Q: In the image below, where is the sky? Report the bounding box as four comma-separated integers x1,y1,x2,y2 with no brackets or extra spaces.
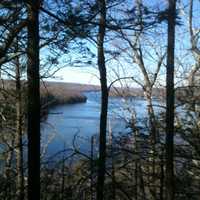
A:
48,67,100,85
42,0,199,87
0,0,198,88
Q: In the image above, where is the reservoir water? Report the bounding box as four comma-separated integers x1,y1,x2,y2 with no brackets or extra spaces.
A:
41,91,162,157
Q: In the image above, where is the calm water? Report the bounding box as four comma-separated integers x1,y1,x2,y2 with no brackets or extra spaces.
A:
41,92,162,156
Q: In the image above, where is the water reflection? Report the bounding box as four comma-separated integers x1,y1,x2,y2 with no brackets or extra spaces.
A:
41,91,162,156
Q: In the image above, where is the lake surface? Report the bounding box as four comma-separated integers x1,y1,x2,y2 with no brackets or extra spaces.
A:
41,91,162,157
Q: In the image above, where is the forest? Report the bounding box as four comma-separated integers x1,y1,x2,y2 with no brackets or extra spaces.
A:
0,0,200,199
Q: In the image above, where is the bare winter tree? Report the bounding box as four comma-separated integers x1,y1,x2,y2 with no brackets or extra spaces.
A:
113,0,166,143
26,0,41,200
188,0,200,87
0,1,27,65
96,0,108,200
14,38,25,200
165,0,176,200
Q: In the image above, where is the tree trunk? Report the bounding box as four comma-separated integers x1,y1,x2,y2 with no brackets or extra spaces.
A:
96,0,108,199
160,147,164,200
15,40,24,200
108,120,116,200
144,87,157,142
144,87,158,199
165,0,176,199
188,0,200,111
90,136,94,200
27,1,40,200
5,142,14,200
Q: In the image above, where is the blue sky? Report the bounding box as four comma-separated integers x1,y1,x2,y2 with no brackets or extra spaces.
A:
43,0,199,87
48,66,100,85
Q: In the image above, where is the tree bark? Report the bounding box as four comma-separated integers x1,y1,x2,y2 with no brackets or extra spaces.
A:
5,142,14,200
96,0,108,199
144,87,157,142
15,40,24,200
90,136,94,200
160,147,164,200
27,1,40,200
108,120,116,200
188,0,200,111
165,0,176,199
